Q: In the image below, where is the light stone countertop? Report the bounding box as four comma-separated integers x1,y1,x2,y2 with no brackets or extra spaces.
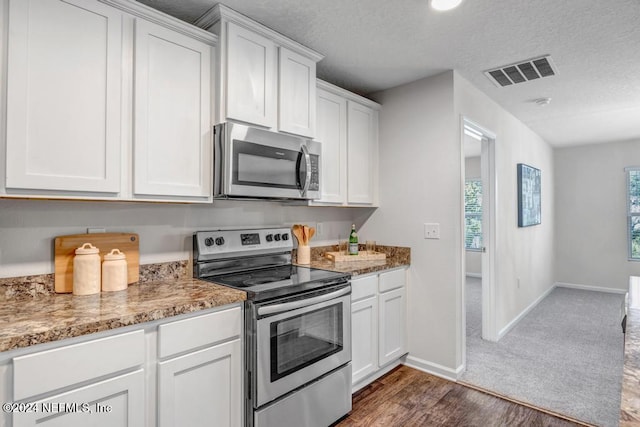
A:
0,247,410,354
0,265,245,353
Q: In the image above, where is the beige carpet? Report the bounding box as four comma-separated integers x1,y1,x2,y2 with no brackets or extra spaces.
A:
461,277,624,427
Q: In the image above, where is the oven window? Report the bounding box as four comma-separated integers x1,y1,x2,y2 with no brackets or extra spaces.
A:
270,303,343,382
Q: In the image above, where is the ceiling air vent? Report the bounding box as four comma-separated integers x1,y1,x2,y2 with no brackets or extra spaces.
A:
484,55,557,87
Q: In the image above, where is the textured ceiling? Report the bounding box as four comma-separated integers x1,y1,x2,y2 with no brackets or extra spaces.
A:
137,0,640,147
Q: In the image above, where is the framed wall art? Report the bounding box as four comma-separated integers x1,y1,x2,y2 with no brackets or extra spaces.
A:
517,163,541,227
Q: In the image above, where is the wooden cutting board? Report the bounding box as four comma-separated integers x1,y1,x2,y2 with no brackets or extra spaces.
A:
324,251,386,262
54,233,140,293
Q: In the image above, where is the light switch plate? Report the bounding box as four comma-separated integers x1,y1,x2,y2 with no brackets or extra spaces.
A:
424,223,440,239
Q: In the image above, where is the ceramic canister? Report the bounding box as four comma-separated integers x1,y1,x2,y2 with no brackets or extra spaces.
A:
73,243,101,295
102,248,128,292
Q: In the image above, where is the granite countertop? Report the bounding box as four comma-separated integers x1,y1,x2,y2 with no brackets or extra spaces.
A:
0,246,410,354
296,244,411,276
0,265,245,353
620,278,640,426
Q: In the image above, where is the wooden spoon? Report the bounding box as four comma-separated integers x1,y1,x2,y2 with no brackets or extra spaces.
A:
292,224,304,245
303,225,309,245
308,227,316,241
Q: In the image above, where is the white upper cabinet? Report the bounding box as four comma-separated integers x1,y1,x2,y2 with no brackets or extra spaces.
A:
225,21,277,128
5,0,123,195
133,19,213,199
313,80,380,207
1,0,216,202
196,4,323,138
278,47,317,137
315,88,348,204
347,101,378,205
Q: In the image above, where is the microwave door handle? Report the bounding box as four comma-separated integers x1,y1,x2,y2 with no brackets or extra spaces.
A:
300,145,311,196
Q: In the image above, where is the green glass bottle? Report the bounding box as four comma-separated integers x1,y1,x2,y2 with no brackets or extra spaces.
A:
348,224,359,255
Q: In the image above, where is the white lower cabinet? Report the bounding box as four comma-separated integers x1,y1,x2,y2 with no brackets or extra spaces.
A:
13,370,145,427
5,305,242,427
378,287,407,366
351,286,378,384
158,340,241,427
157,307,242,427
350,268,407,391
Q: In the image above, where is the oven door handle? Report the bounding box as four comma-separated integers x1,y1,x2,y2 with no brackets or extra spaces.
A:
258,286,350,316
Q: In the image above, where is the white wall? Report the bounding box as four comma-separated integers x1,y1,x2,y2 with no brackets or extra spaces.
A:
358,71,462,375
555,139,640,290
358,70,555,375
454,73,556,339
0,198,360,278
465,156,482,276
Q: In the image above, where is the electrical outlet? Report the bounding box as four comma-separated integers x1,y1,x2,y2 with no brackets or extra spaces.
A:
316,222,323,237
517,278,521,288
87,228,106,234
424,223,440,239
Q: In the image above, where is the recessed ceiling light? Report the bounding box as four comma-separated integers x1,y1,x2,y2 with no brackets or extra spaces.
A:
430,0,463,11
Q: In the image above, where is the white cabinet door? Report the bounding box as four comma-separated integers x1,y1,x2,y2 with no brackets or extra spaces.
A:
278,47,316,137
347,101,377,205
351,296,378,385
158,339,242,427
315,88,347,204
378,287,407,367
5,0,122,194
133,19,212,199
225,21,276,129
13,370,145,427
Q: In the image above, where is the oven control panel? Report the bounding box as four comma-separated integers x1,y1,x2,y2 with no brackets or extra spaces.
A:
195,228,293,259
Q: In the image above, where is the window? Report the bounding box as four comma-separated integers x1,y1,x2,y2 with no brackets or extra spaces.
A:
465,179,482,250
627,168,640,260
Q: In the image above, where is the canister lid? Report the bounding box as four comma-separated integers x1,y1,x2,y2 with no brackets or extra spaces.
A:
104,248,126,261
75,243,99,255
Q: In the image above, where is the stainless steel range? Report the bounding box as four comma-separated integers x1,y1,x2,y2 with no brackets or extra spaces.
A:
193,227,352,427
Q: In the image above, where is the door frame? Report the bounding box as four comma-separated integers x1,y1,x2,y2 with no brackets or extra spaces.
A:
460,117,499,370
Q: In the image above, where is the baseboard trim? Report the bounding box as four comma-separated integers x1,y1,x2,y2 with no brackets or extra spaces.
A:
555,282,627,294
466,273,482,278
404,355,463,381
498,285,555,340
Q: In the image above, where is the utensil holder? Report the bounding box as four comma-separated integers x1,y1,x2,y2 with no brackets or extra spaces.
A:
297,245,310,265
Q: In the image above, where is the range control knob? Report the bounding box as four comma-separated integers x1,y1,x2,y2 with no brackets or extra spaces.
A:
215,237,225,246
281,233,289,241
266,234,273,242
274,234,281,241
204,237,214,247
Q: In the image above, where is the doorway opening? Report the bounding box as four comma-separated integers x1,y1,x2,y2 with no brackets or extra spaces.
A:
461,118,497,370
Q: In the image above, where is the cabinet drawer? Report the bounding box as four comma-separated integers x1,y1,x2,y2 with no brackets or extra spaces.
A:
378,268,406,293
13,330,144,400
158,307,242,358
351,275,377,302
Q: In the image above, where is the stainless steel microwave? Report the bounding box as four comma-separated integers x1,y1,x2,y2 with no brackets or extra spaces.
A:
213,123,321,200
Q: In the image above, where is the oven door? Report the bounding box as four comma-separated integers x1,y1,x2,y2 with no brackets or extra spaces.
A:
254,285,351,407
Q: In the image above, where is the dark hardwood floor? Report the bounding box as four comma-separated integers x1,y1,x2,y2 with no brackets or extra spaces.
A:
336,366,589,427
